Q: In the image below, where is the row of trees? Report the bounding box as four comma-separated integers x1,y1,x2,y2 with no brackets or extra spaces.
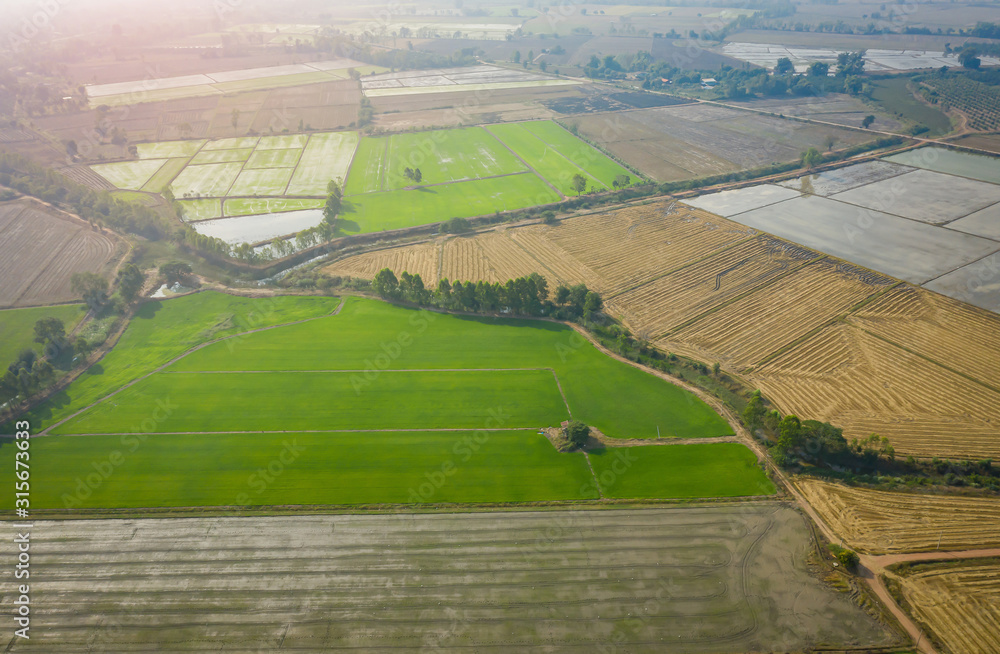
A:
369,268,603,320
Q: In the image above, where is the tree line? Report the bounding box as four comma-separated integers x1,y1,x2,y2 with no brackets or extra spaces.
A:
370,268,603,320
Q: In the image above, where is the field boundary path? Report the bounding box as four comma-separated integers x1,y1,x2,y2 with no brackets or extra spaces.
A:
36,294,345,437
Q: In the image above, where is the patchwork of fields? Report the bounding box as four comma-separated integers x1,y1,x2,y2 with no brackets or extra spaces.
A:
89,120,630,244
324,198,1000,459
0,508,893,651
688,148,1000,313
4,292,775,510
360,64,578,97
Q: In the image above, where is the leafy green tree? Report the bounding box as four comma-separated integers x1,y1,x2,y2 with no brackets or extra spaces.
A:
861,114,876,129
513,50,521,63
413,168,422,183
71,272,109,310
564,420,591,448
324,181,343,226
583,291,602,314
372,268,399,298
33,317,66,347
835,51,865,76
116,263,144,303
571,173,587,195
807,61,829,77
835,548,860,570
554,285,570,304
778,414,802,453
801,147,823,168
612,174,631,189
774,57,793,75
743,390,767,432
959,46,981,69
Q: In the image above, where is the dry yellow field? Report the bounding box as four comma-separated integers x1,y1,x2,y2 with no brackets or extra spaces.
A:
751,323,1000,459
892,560,1000,654
796,479,1000,554
847,285,1000,391
659,260,895,371
608,236,819,338
324,240,439,283
542,203,753,295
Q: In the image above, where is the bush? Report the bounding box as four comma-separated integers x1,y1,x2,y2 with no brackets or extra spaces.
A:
563,420,591,449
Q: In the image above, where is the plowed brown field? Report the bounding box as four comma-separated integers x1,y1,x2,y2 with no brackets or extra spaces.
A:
796,479,1000,554
0,200,120,308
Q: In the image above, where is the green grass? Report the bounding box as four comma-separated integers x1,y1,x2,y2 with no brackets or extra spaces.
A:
341,173,560,233
169,162,242,198
589,444,775,499
189,148,254,165
141,158,188,193
168,297,732,440
6,430,597,509
203,137,260,150
487,121,626,195
111,190,158,206
224,197,323,216
245,148,302,169
54,368,568,434
286,131,358,195
869,77,951,136
177,198,222,222
10,292,340,432
227,168,293,196
136,140,206,159
90,159,167,190
0,304,86,369
257,134,310,150
383,127,527,190
521,120,632,188
344,137,388,195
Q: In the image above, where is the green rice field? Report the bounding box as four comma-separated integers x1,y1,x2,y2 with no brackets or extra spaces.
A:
3,292,770,509
177,198,222,221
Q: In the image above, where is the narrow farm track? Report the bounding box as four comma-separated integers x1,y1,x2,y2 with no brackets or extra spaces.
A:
37,295,346,437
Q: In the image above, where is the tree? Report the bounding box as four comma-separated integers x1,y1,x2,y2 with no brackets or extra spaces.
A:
612,174,631,189
712,362,721,376
563,420,591,448
323,181,342,226
777,414,802,453
231,108,240,131
554,285,570,304
807,61,829,77
513,50,521,63
70,272,109,310
33,317,65,347
413,168,422,183
583,291,602,314
571,173,587,195
65,139,78,158
861,114,876,129
801,147,823,168
116,263,144,303
823,134,837,152
774,57,794,75
160,261,192,285
372,268,399,298
836,51,865,77
743,390,767,432
835,547,860,570
539,60,548,72
958,46,981,69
